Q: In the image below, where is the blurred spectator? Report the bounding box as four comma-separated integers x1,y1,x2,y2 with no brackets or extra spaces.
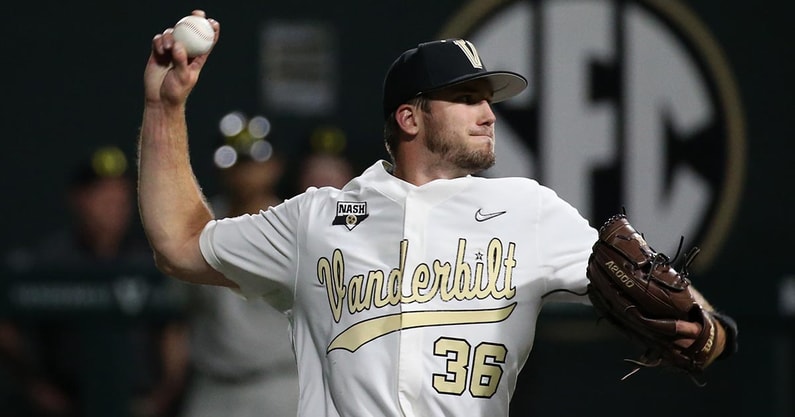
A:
6,146,149,269
0,146,189,417
178,113,299,417
293,125,355,193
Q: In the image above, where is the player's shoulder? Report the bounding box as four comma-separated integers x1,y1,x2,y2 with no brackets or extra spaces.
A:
291,185,344,204
468,176,571,207
291,181,366,207
469,175,550,193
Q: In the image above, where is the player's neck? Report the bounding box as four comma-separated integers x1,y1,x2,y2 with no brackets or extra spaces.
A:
392,170,468,186
392,159,471,186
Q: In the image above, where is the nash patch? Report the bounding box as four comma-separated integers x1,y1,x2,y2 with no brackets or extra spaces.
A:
333,201,369,231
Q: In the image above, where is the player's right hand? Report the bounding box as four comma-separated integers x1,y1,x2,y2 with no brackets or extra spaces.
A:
144,9,220,107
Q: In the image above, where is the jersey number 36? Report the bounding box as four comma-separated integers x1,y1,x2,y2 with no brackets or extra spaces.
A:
433,337,507,398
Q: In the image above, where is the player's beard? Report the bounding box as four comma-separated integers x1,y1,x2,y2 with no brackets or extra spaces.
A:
424,119,495,173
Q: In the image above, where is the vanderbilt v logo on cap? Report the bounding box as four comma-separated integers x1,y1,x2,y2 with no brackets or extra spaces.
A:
452,39,483,69
382,38,528,118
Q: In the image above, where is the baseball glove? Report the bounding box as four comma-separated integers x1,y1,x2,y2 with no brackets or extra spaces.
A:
586,213,721,385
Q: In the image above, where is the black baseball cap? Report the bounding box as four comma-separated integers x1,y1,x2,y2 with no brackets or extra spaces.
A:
382,39,528,118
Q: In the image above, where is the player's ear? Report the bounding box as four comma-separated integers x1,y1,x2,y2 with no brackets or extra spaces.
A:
395,104,420,137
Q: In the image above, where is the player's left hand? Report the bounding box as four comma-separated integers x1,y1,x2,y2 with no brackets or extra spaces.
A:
586,213,735,384
672,320,701,348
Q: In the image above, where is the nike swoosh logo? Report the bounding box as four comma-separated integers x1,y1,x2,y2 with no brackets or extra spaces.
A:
475,209,507,222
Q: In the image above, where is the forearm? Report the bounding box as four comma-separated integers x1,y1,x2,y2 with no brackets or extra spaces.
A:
138,103,214,280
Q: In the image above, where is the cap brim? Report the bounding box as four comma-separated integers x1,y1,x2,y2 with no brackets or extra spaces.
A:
482,72,528,103
425,71,528,103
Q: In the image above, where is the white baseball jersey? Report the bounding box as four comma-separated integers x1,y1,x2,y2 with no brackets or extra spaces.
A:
199,160,597,417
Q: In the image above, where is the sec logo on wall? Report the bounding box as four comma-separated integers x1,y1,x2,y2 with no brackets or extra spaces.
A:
439,0,746,271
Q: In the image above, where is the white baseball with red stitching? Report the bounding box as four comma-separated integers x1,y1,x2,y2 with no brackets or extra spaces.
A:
172,15,213,57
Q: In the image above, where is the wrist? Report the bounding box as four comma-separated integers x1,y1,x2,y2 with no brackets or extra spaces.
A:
709,311,739,360
144,99,185,114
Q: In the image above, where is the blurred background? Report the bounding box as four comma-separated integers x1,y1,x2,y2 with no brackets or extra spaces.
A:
1,0,793,416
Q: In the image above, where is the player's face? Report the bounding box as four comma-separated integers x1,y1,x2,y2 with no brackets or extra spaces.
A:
421,80,496,172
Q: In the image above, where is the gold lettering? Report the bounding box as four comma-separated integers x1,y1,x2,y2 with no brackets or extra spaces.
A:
434,260,452,301
385,240,408,306
327,304,517,353
495,240,517,299
348,274,367,313
449,239,471,301
605,260,635,288
484,239,502,297
317,250,346,322
471,261,486,298
367,270,388,308
703,319,715,353
407,263,436,303
319,238,519,323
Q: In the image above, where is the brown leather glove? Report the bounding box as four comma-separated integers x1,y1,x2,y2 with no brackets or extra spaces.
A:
586,213,726,385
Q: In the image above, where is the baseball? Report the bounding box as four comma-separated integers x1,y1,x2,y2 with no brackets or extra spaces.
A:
172,15,214,57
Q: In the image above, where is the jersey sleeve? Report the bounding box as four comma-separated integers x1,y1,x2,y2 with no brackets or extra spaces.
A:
536,186,598,303
199,194,302,311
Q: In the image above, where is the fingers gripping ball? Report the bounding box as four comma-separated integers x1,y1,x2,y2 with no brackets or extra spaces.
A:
172,15,214,57
586,214,720,385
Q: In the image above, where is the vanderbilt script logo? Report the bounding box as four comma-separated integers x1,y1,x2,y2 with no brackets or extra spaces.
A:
317,238,518,352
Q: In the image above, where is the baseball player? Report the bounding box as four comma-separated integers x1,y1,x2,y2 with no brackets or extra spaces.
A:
138,10,736,417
